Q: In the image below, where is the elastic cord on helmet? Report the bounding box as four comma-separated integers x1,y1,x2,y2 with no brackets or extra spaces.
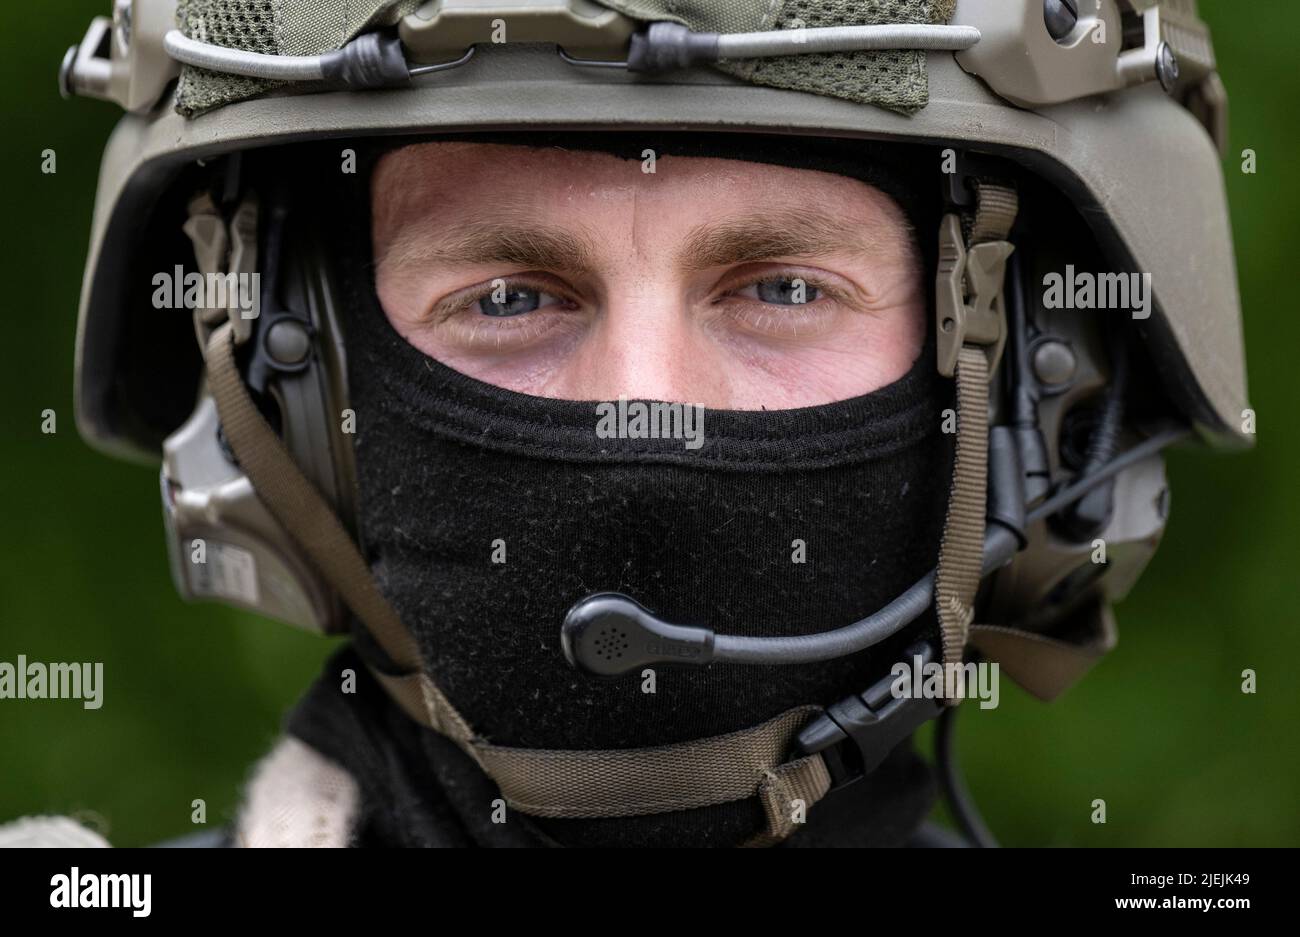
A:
163,23,980,88
164,30,326,81
162,30,474,87
717,24,981,56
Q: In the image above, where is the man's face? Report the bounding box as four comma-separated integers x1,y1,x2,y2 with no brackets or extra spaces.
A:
371,142,925,409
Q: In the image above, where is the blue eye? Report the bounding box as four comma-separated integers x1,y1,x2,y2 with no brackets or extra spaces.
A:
740,277,821,306
478,287,545,317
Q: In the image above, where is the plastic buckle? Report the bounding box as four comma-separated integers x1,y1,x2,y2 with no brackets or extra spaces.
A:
795,642,943,792
935,213,1012,379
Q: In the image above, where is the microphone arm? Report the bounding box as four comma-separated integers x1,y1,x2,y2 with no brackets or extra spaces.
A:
561,425,1187,676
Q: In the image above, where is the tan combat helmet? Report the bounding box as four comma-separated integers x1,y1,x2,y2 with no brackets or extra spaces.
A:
61,0,1250,841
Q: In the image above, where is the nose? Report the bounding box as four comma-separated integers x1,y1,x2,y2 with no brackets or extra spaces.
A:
560,286,731,406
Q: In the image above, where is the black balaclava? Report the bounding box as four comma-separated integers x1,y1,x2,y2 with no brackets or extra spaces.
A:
288,134,954,848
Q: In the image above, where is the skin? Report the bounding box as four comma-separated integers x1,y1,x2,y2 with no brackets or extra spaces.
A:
371,142,925,409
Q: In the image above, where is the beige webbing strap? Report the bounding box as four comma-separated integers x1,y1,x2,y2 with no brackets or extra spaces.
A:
379,654,831,840
368,667,832,842
935,347,989,680
382,671,831,838
369,669,478,749
472,705,826,820
205,319,827,841
747,754,834,847
934,182,1018,687
205,322,475,746
206,324,419,673
967,183,1019,245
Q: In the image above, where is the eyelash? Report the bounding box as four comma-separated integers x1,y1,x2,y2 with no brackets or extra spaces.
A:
429,274,579,346
715,269,847,338
429,268,848,348
725,301,828,338
730,274,837,301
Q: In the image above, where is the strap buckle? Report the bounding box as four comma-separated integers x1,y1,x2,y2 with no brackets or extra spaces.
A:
183,192,260,351
935,213,1012,378
795,642,943,792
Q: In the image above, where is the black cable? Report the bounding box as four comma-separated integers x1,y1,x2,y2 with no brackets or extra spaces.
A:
1054,325,1131,539
935,704,999,848
1007,249,1037,427
1083,329,1130,474
1027,424,1188,525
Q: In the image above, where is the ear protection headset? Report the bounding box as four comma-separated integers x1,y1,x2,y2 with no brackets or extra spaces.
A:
163,176,358,632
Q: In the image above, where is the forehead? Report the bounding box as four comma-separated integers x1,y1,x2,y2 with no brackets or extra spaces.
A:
370,141,903,229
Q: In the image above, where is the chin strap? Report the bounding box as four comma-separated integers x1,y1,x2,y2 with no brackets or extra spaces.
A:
931,183,1122,704
934,181,1018,693
204,320,830,844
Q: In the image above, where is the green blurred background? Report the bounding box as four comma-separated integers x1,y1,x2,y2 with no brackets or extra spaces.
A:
1,2,1296,847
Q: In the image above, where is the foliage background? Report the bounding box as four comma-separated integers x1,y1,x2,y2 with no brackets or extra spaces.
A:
1,1,1295,846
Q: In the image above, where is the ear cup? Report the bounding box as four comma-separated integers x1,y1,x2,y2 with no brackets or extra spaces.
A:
261,212,361,540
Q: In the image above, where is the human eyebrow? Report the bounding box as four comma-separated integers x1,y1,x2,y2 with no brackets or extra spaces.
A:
379,219,599,275
677,209,889,272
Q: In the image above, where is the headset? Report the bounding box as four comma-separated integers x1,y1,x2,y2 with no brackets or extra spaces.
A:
161,145,1179,673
